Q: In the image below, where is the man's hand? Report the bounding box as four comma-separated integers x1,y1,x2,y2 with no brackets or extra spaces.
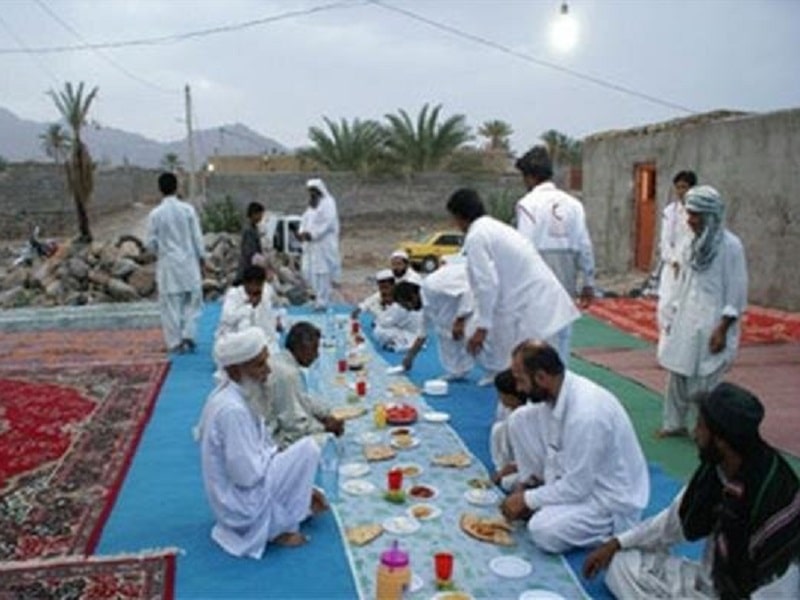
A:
582,538,621,579
452,316,466,341
350,307,361,320
709,317,735,354
499,489,533,521
578,286,594,309
467,327,487,356
401,354,413,372
322,416,345,437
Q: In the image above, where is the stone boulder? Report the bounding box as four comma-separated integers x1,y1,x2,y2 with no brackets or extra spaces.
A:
106,278,139,302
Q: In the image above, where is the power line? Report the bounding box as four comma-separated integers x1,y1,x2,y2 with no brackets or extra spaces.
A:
370,0,696,115
0,13,61,88
0,1,367,55
33,0,179,94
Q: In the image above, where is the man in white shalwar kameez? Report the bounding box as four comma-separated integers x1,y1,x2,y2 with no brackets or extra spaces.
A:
216,265,279,352
390,249,422,285
146,172,205,353
298,179,340,309
446,188,580,383
583,383,800,599
657,185,748,437
265,322,344,449
656,170,696,339
197,328,326,559
350,269,395,322
373,293,424,353
501,341,649,554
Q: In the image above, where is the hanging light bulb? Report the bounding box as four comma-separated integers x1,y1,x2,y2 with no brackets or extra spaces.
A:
550,1,579,52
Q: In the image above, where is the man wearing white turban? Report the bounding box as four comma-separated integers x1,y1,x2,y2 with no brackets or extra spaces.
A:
390,249,422,285
197,327,326,559
656,186,748,437
297,178,341,309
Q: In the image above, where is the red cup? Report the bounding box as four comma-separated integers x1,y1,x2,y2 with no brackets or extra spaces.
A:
434,552,454,582
387,468,403,492
356,379,367,396
337,359,347,373
351,320,360,335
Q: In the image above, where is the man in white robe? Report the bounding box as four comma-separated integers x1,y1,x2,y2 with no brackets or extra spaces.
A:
350,269,395,321
390,249,422,285
656,170,696,339
197,327,326,559
265,322,344,448
146,172,205,353
297,179,340,309
373,293,424,353
216,265,279,352
446,188,580,383
501,341,649,554
657,185,748,437
583,383,800,599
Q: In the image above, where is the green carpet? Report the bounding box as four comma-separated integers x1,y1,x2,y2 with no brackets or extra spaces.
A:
572,313,652,350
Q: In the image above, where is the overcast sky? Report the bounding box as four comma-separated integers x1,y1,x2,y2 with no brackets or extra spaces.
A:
2,0,799,154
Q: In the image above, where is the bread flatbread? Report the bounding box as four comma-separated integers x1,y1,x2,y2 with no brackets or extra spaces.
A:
432,452,471,468
459,513,514,546
345,523,383,546
330,405,367,420
387,382,418,396
363,444,396,462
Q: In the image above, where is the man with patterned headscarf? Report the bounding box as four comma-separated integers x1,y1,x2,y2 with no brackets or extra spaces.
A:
656,185,748,437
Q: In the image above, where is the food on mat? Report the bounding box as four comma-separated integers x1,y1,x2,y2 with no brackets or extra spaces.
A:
459,513,514,546
363,444,397,462
345,523,383,546
432,452,471,468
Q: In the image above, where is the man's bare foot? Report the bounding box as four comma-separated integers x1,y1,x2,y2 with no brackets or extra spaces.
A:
310,488,329,515
273,532,307,547
655,427,688,439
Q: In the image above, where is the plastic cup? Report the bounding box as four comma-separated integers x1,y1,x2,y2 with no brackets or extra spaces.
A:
435,552,454,582
387,468,403,492
337,359,347,373
351,320,360,335
356,379,367,396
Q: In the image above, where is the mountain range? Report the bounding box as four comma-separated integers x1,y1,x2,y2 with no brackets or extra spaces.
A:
0,106,288,168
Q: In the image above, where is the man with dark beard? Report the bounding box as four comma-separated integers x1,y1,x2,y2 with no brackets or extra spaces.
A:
583,382,800,598
499,341,649,553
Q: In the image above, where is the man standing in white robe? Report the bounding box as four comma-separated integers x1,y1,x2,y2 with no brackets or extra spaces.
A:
656,170,696,341
297,179,340,309
146,172,205,353
657,185,748,437
446,188,580,383
197,327,327,559
501,341,649,554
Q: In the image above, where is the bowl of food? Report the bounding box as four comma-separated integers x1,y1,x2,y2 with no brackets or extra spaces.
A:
423,379,449,396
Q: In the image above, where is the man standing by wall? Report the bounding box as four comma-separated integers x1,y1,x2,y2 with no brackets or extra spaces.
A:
297,178,340,310
146,172,205,353
657,185,748,437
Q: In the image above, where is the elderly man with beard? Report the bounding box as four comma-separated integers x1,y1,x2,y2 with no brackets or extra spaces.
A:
583,383,800,598
297,178,341,310
657,185,748,438
500,341,649,554
196,327,327,559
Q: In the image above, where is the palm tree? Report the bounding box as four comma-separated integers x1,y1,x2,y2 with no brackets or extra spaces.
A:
48,82,99,243
301,117,386,176
384,103,471,173
160,152,183,173
40,123,71,164
478,120,513,152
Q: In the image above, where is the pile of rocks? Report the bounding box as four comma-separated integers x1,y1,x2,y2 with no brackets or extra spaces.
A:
0,233,310,309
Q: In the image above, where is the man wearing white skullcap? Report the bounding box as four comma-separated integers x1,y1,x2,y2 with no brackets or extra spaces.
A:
350,269,396,322
656,185,748,437
197,327,327,558
297,179,341,310
390,249,422,284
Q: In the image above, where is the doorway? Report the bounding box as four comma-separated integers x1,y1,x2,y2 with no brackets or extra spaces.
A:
633,163,657,271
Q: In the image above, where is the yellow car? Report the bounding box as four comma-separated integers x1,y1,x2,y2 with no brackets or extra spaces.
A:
400,230,464,273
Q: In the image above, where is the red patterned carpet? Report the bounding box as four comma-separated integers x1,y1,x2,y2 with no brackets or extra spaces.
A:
0,550,176,599
586,297,800,345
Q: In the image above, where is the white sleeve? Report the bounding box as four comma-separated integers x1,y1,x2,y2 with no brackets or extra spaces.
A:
573,203,595,288
146,212,158,254
516,199,536,240
721,235,748,318
466,235,500,330
220,408,270,488
617,488,688,550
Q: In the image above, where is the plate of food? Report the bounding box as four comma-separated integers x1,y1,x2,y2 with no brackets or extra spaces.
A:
397,463,423,478
382,515,420,535
407,503,442,521
464,488,499,506
345,523,383,546
389,426,415,437
385,403,418,425
390,434,420,450
467,478,494,489
423,411,450,423
432,452,471,468
489,556,532,579
407,484,439,500
339,462,370,478
363,444,397,462
357,431,382,445
342,479,377,496
431,592,474,600
460,513,514,546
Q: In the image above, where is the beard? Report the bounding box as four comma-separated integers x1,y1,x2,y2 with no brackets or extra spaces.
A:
525,384,551,404
240,377,267,412
698,440,723,464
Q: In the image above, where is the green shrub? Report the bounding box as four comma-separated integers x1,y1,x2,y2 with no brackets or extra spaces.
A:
485,188,517,225
201,196,242,233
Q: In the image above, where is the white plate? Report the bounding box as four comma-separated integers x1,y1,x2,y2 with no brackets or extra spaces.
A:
357,432,382,445
396,462,423,478
390,436,420,450
382,515,420,535
342,479,376,496
406,503,442,521
408,484,439,500
518,591,565,600
339,462,370,478
386,365,405,375
490,556,532,579
423,411,450,423
431,593,474,600
464,488,499,506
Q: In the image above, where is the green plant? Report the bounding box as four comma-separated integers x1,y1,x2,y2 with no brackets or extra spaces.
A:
0,155,7,173
201,196,242,233
301,117,386,176
485,188,517,225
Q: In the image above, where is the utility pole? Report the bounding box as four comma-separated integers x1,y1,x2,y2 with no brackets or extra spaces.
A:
184,84,198,203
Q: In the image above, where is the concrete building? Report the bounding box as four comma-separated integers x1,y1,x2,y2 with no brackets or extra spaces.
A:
582,108,800,310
